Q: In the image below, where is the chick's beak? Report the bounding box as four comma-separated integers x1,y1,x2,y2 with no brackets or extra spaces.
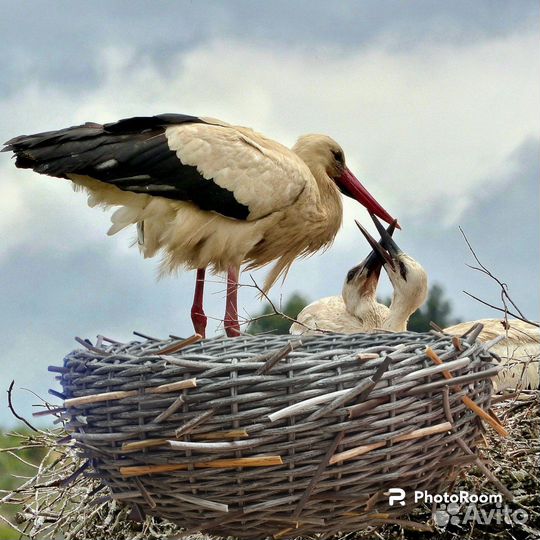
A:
369,214,403,259
355,220,396,271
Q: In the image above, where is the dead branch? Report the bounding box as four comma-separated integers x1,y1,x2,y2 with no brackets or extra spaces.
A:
241,275,314,333
459,227,539,328
7,381,40,432
462,292,538,327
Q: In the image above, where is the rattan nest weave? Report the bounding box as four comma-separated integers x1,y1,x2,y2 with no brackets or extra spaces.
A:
53,330,498,539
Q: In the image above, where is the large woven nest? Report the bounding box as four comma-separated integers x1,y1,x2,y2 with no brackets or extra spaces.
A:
52,330,497,539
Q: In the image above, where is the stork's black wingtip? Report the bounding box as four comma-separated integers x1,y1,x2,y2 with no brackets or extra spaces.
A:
3,134,30,149
2,138,16,149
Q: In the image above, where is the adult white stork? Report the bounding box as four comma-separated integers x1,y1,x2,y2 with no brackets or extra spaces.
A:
290,216,428,335
444,319,539,390
4,113,397,337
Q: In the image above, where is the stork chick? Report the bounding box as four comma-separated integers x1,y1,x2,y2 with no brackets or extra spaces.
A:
291,216,428,335
290,221,396,335
4,114,397,338
445,319,539,390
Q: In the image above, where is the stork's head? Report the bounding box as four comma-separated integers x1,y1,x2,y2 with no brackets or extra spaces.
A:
341,221,396,314
292,134,397,227
365,215,428,316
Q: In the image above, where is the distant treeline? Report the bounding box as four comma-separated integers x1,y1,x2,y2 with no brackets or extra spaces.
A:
248,283,461,334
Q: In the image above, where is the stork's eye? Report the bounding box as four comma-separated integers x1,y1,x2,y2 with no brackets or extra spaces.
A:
346,266,360,282
332,149,344,165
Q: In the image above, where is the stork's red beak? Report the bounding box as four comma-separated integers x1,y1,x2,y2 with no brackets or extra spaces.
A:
339,168,399,228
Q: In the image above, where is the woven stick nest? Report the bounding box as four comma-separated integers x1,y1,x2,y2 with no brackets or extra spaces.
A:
46,329,498,539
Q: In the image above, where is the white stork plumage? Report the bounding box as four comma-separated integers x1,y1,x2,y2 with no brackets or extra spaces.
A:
4,114,396,337
290,216,428,335
444,319,539,390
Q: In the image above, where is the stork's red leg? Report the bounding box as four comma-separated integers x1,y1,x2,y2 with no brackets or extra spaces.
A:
191,268,207,338
224,265,241,337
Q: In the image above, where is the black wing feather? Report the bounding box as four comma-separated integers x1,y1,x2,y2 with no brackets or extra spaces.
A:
103,113,203,133
4,114,250,220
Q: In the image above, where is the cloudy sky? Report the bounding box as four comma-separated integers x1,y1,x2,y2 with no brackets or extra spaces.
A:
1,1,538,426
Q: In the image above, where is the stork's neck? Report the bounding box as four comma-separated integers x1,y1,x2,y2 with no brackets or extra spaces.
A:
383,294,415,332
347,293,375,318
346,294,388,328
383,258,428,332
